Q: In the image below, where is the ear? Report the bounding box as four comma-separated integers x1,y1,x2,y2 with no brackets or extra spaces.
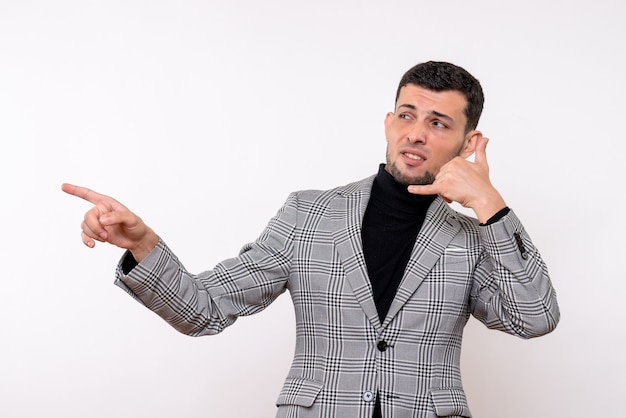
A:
459,130,482,159
383,112,394,142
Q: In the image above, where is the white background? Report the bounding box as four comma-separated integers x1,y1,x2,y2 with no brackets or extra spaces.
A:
1,1,624,416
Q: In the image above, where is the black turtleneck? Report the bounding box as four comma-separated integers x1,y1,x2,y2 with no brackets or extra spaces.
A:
361,164,436,323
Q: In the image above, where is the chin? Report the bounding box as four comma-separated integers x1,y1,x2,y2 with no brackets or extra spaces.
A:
387,162,435,186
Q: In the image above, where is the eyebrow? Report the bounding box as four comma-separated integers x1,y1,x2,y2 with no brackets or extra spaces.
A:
397,104,454,123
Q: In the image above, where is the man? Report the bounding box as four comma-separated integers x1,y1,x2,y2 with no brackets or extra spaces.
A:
63,61,559,418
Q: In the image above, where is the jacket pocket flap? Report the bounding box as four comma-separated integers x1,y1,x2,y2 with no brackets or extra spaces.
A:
276,377,324,407
430,388,471,417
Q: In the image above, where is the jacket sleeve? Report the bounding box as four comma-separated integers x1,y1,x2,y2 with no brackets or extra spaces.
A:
469,209,560,338
113,193,299,337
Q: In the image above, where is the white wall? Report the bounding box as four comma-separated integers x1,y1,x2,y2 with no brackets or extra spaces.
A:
1,1,624,416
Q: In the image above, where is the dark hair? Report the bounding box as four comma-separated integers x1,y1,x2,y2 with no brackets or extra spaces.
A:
395,61,484,132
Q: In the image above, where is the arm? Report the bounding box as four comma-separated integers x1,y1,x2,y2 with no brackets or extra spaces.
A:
63,182,298,336
115,195,298,336
406,137,559,337
470,210,560,338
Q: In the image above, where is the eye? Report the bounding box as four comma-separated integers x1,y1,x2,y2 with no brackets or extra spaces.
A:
432,120,448,129
398,113,412,120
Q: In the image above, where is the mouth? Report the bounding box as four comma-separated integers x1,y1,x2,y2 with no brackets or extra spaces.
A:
403,152,424,161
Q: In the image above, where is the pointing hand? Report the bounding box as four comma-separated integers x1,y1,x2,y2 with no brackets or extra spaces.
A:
61,183,158,261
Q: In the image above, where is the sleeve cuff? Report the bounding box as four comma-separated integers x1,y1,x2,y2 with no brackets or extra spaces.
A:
480,207,510,226
121,251,139,274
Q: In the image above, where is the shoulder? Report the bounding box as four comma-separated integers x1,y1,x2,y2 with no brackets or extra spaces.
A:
291,174,376,204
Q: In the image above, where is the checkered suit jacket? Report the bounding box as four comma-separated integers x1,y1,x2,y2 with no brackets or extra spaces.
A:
115,174,559,418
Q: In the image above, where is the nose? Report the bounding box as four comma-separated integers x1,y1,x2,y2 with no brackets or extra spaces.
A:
407,120,426,144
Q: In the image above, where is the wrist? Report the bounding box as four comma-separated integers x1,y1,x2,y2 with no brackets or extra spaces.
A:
129,229,159,262
472,193,507,224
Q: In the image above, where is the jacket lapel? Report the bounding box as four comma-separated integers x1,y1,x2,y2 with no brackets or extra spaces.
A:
329,175,383,332
328,179,462,332
382,198,461,329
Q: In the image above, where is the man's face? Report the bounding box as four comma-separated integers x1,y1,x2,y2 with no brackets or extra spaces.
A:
384,84,480,186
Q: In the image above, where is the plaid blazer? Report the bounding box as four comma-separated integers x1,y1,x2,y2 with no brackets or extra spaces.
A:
116,174,559,418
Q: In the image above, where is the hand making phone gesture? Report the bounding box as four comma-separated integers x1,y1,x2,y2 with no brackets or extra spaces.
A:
408,136,507,223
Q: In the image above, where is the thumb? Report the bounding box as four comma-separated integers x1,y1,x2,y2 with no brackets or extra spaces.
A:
474,136,490,165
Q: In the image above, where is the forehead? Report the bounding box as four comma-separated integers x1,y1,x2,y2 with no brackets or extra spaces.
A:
396,84,468,116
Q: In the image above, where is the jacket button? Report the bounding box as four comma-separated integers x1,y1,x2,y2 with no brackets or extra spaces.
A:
377,340,389,352
362,391,374,402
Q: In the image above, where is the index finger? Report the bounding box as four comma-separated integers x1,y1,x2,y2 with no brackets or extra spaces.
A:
61,183,107,205
407,184,439,195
